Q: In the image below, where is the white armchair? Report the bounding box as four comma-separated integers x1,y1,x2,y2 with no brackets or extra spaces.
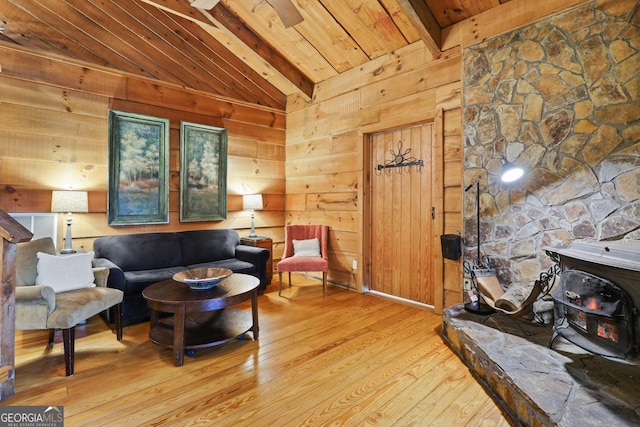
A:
15,237,123,376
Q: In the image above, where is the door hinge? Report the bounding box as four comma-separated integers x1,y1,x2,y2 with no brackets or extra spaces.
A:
431,206,435,220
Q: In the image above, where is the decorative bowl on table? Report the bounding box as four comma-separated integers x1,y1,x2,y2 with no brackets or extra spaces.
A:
173,267,232,290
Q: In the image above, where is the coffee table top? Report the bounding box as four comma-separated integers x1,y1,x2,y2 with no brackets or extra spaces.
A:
143,273,259,312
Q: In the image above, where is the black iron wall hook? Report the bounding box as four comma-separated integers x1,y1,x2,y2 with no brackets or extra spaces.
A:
376,141,423,175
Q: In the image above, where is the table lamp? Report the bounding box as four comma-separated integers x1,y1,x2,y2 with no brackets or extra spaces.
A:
242,194,263,238
51,190,88,254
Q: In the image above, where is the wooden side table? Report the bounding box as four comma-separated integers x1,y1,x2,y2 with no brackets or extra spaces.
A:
241,236,272,284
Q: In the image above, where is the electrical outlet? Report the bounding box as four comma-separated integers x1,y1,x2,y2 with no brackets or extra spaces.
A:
352,259,357,270
463,278,472,292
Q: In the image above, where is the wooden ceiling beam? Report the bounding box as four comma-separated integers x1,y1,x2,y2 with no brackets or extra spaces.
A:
140,0,314,99
208,3,314,99
396,0,442,57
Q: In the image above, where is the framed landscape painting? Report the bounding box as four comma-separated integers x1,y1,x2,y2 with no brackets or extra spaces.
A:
107,110,170,225
180,122,228,222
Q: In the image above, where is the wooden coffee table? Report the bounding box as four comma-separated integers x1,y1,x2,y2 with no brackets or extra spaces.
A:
142,273,259,366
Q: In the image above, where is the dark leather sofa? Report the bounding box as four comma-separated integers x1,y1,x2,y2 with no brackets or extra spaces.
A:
93,229,270,325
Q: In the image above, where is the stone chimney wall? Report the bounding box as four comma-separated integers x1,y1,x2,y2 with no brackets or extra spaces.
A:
462,0,639,285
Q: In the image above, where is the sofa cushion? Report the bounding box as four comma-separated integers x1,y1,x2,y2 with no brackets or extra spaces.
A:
187,259,255,274
94,233,182,271
179,229,239,266
123,267,186,294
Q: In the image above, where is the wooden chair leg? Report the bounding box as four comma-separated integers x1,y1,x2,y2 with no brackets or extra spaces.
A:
114,303,123,341
288,272,292,288
62,326,75,376
48,329,55,346
279,272,283,296
323,272,327,297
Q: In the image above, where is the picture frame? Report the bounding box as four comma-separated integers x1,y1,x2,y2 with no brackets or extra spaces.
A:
107,110,170,226
180,122,228,222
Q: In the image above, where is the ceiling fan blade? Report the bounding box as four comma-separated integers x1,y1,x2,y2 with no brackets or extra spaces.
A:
267,0,304,28
190,0,219,10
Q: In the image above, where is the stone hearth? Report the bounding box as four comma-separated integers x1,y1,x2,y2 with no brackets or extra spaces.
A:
441,305,640,426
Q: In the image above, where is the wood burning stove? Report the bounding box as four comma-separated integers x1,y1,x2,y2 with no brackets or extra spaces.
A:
545,240,640,359
550,269,634,357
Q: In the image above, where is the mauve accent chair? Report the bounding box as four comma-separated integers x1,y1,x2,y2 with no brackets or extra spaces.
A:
277,225,329,297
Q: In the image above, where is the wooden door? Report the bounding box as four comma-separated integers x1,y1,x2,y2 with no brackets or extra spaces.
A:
369,123,435,306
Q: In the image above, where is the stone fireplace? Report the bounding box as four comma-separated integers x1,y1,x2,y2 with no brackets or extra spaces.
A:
462,0,640,289
447,1,640,424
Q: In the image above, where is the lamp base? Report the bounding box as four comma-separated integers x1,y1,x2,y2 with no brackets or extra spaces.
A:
464,301,495,315
59,248,77,254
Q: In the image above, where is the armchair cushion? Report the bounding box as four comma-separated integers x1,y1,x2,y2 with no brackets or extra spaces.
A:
47,287,124,330
277,256,328,272
36,251,96,293
292,238,321,257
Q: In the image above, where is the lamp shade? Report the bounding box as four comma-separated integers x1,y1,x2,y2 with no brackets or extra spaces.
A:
51,191,89,213
242,194,263,211
500,162,524,183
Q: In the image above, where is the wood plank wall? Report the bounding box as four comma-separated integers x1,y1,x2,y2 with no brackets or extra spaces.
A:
285,42,464,309
283,0,589,310
0,0,587,309
0,44,286,260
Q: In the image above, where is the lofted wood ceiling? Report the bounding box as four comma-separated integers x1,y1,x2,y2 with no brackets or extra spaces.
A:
0,0,511,110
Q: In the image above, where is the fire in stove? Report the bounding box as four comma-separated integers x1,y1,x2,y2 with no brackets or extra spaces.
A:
597,320,619,343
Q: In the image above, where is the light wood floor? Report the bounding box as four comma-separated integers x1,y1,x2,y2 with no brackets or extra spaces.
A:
5,275,512,426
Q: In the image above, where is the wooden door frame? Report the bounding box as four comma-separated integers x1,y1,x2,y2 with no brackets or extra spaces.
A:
360,110,444,313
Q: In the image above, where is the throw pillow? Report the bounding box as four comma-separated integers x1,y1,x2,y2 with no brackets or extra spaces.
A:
36,251,96,293
292,238,321,257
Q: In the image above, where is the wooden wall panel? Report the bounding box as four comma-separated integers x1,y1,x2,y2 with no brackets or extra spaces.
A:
286,40,463,308
0,45,286,264
1,104,106,141
0,76,108,117
286,172,359,194
0,0,582,306
0,45,127,98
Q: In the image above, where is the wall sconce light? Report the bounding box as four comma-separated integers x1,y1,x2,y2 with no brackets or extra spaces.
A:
51,190,88,254
242,194,263,238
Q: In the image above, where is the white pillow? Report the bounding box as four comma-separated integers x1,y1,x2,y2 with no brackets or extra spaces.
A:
292,238,321,257
36,251,96,293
